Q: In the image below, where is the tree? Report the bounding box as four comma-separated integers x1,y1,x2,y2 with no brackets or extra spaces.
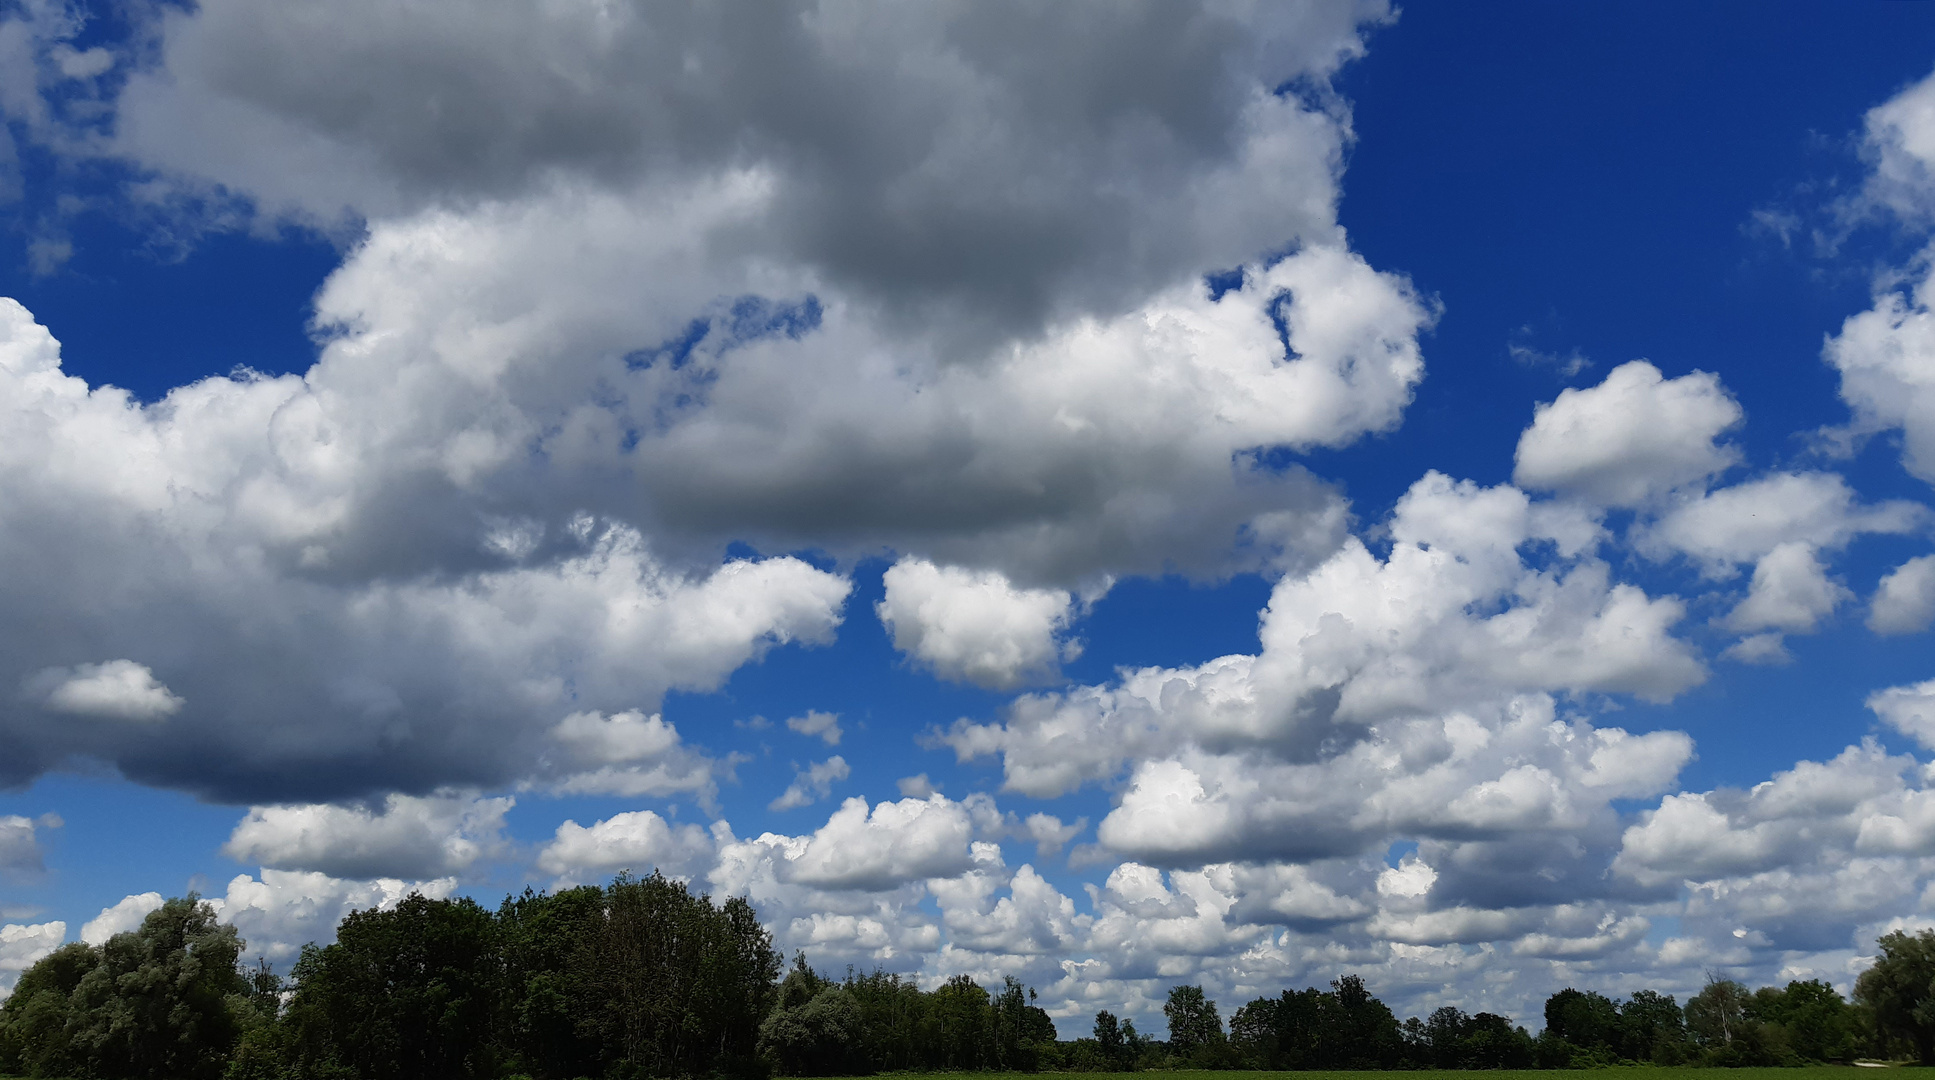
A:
1163,985,1223,1059
1750,979,1856,1062
1686,976,1750,1049
1543,987,1623,1057
0,896,247,1080
1619,989,1688,1063
1093,1010,1124,1065
283,893,501,1080
1859,928,1935,1064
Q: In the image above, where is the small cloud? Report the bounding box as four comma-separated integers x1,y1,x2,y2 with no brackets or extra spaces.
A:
769,756,850,812
31,660,184,721
897,773,938,798
785,709,842,745
734,714,772,730
1722,632,1792,666
1507,327,1591,378
26,235,72,278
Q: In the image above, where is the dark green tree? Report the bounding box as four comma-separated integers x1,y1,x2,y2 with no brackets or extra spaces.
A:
1163,984,1223,1060
1858,929,1935,1064
0,941,100,1078
282,893,501,1080
1617,989,1687,1063
1093,1009,1124,1065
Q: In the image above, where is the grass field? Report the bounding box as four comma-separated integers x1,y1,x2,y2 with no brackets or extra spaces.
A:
836,1071,1901,1080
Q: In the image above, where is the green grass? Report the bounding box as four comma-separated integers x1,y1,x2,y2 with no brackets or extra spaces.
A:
845,1071,1902,1080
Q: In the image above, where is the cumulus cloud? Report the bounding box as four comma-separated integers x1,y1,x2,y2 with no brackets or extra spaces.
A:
210,869,456,963
1871,555,1935,635
221,792,513,880
30,660,183,721
785,710,842,746
106,0,1388,335
769,756,852,812
1513,360,1742,507
1869,680,1935,751
1723,542,1850,635
943,471,1702,803
0,921,64,992
537,811,718,886
80,892,162,945
1639,471,1925,575
878,559,1080,689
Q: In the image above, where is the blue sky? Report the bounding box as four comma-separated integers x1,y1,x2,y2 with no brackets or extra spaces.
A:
6,0,1935,1033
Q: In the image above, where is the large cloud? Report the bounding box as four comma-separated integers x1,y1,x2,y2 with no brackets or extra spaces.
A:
221,792,514,880
106,0,1387,338
942,471,1702,801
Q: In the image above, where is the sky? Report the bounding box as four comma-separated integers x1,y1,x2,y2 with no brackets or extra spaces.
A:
4,0,1935,1036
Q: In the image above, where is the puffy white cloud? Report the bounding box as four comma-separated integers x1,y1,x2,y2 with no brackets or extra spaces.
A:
944,472,1702,804
1640,471,1925,575
1823,69,1935,489
221,792,513,880
30,660,183,721
785,710,842,746
769,756,851,812
1513,360,1741,507
80,892,162,945
540,710,722,803
210,869,455,963
1871,554,1935,635
1860,66,1935,224
0,921,64,992
1723,542,1850,635
878,559,1080,689
1870,679,1935,751
536,811,718,885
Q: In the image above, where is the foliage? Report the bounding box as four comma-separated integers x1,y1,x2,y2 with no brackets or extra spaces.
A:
1857,926,1935,1064
0,896,247,1080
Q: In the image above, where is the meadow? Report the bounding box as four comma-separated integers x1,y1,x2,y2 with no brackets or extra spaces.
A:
834,1071,1901,1080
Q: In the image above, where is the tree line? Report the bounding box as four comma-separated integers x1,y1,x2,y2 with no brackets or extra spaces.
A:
6,878,1935,1079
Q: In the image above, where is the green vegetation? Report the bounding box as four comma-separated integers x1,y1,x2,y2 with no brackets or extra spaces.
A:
4,880,1934,1080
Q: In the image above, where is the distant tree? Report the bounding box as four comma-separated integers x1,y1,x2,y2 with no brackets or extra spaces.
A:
495,884,606,1079
1859,928,1935,1064
1163,985,1224,1060
1094,1010,1124,1065
1543,987,1623,1057
1749,979,1856,1062
1686,976,1750,1049
1618,988,1688,1063
930,975,993,1070
1320,974,1404,1069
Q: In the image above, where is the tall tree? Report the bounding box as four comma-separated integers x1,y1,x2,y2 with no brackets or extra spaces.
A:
1859,928,1935,1064
1163,984,1224,1059
283,893,501,1080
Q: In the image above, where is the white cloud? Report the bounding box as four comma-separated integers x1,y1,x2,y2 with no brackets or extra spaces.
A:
785,710,842,746
31,659,182,721
1859,66,1935,224
878,558,1080,689
1640,471,1925,575
1723,542,1850,635
1513,360,1741,507
769,756,851,812
211,869,456,963
536,810,717,886
1871,554,1935,635
1869,679,1935,751
943,472,1702,804
221,792,512,880
80,892,162,945
0,921,64,993
541,710,722,803
1722,632,1792,666
735,795,977,892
